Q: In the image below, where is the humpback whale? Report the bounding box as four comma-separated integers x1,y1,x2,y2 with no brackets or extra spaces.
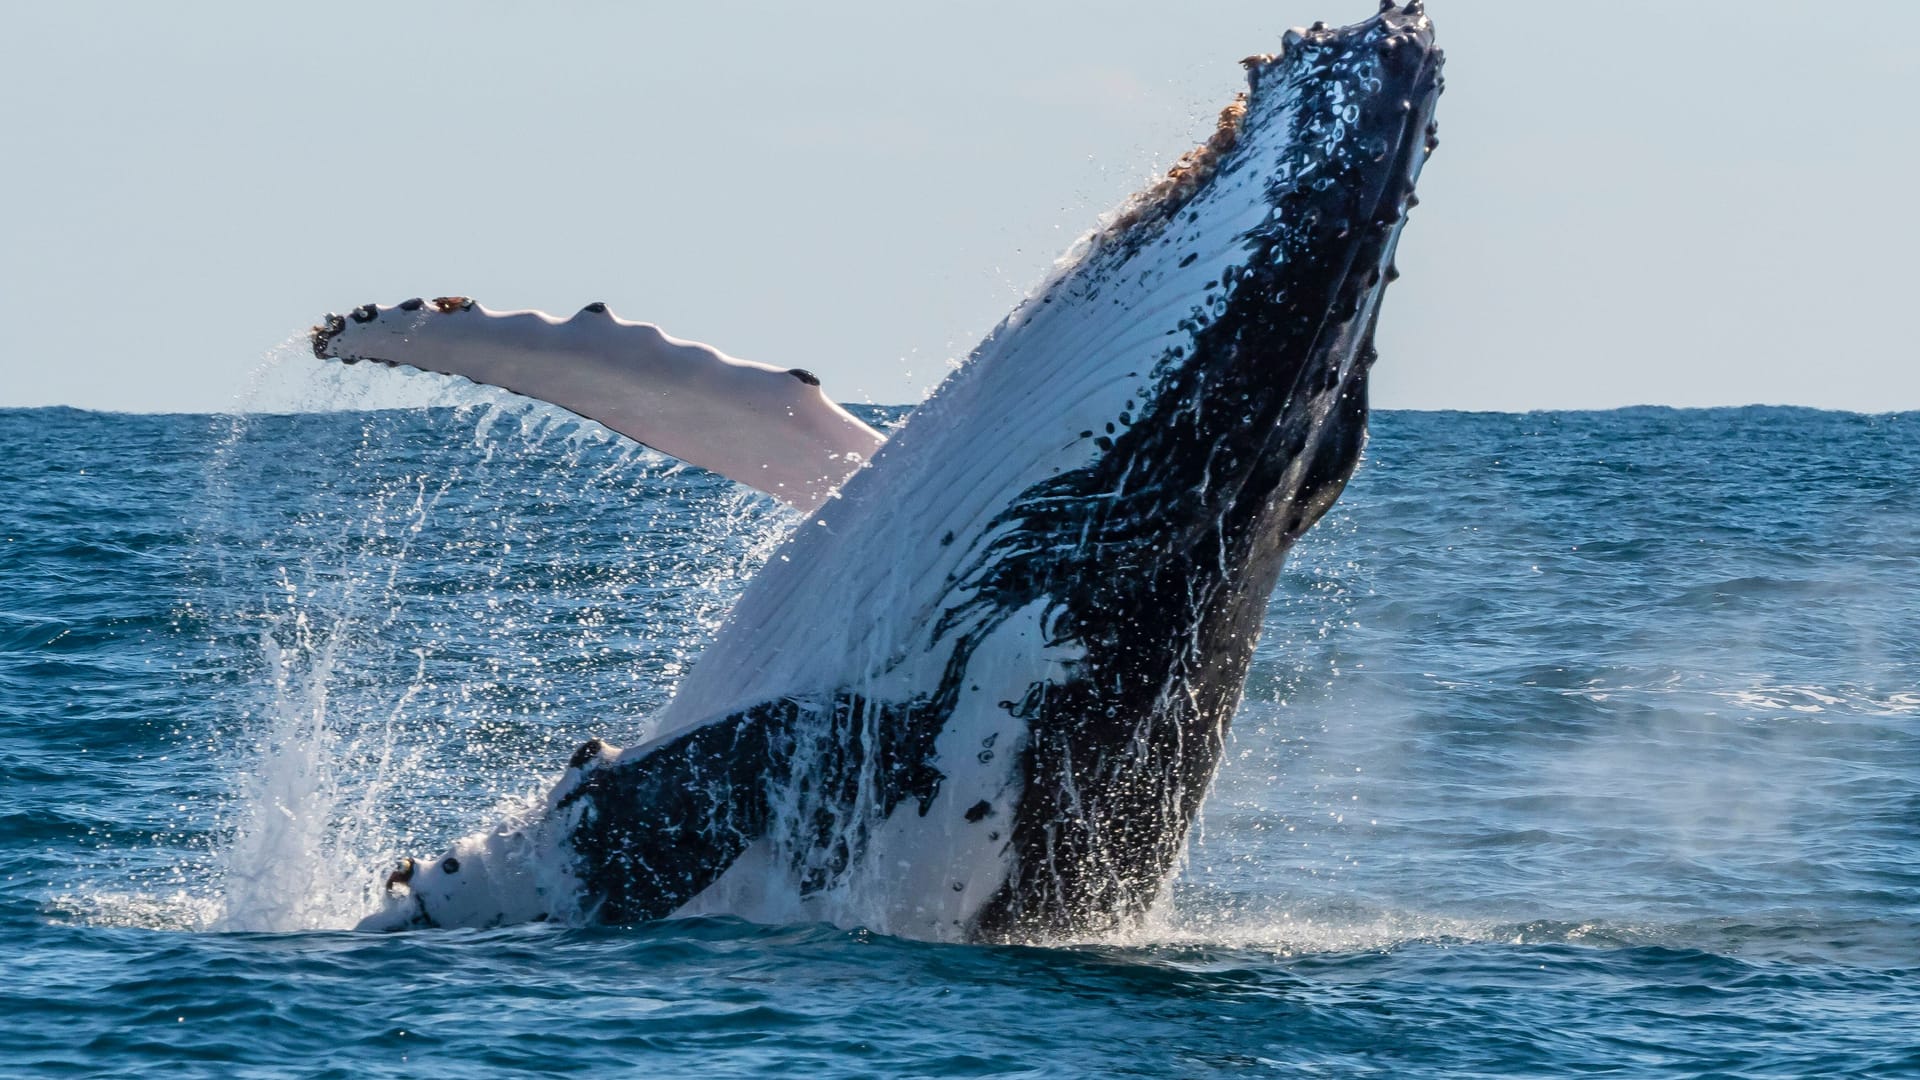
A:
328,3,1443,941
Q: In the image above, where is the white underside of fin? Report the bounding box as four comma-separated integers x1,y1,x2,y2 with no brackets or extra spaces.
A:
313,301,884,512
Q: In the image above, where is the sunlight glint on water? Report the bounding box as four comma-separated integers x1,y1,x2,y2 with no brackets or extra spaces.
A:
1,403,1912,1078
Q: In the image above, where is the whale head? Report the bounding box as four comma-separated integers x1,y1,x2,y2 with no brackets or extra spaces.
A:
1046,0,1441,551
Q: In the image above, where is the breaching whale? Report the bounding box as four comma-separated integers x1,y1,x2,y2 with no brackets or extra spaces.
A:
324,3,1443,941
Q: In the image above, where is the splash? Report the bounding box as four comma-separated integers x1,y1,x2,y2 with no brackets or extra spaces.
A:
140,342,798,932
210,609,416,931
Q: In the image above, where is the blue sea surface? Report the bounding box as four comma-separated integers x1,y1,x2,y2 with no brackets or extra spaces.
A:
0,403,1914,1077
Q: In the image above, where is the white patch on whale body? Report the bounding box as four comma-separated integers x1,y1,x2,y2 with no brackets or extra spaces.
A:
837,599,1081,938
670,599,1080,939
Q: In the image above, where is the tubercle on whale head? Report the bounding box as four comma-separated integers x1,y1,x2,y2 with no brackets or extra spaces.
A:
1242,6,1437,524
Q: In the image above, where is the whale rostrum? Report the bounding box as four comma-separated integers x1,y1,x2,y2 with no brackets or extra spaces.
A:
335,3,1444,941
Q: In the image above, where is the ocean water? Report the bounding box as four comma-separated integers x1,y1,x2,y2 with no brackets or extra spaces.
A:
1,401,1914,1077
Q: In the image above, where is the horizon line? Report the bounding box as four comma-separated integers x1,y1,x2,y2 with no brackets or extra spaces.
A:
4,402,1916,420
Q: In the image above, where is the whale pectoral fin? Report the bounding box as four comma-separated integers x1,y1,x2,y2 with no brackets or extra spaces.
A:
310,299,886,513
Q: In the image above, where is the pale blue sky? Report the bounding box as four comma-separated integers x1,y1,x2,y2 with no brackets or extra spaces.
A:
1,2,1912,413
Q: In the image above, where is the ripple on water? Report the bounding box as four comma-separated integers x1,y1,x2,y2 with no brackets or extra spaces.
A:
0,406,1914,1077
